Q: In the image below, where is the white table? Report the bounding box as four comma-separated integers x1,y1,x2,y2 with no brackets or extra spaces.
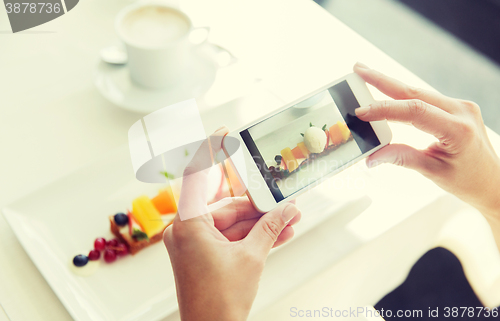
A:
1,0,500,320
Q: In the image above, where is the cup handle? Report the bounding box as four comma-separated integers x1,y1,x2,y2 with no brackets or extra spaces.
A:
205,43,238,68
189,26,237,68
189,26,211,45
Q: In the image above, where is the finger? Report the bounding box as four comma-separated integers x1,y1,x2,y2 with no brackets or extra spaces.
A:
177,126,229,221
208,187,232,204
353,62,458,114
287,211,301,226
243,203,301,256
183,126,230,177
355,99,458,141
272,226,294,248
212,197,299,230
221,218,259,241
366,143,443,175
162,224,173,249
221,212,301,241
212,197,262,230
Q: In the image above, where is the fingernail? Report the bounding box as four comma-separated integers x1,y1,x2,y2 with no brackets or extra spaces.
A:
366,158,383,168
282,204,299,222
355,62,369,70
355,106,370,117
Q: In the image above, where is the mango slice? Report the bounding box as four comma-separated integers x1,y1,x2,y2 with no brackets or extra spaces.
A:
291,145,305,159
281,147,299,172
132,196,166,238
297,142,310,158
152,186,177,214
329,124,343,146
337,121,351,142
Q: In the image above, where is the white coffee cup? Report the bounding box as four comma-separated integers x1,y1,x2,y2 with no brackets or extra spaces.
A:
115,3,209,89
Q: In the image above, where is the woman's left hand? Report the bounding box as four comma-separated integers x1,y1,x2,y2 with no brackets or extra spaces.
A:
164,127,301,321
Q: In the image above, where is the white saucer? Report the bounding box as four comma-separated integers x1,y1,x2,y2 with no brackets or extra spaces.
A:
94,51,217,113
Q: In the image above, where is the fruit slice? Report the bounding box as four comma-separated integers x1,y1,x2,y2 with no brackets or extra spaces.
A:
281,157,287,170
337,121,351,142
127,210,136,236
132,196,166,238
151,186,177,214
325,129,330,148
291,145,305,159
297,142,310,158
281,147,299,172
329,124,343,145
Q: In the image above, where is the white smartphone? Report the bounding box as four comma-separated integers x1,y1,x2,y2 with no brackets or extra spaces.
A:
222,73,392,212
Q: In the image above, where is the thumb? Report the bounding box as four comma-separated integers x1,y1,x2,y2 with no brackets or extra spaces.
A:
177,126,229,221
366,143,441,174
243,203,300,256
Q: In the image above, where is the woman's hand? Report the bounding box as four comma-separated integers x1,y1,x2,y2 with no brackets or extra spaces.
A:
163,127,301,321
354,62,500,247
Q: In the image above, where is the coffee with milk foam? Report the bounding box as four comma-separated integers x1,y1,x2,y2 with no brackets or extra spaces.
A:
121,6,190,47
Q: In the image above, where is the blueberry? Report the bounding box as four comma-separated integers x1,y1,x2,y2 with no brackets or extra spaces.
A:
275,155,282,164
73,254,88,267
114,213,129,226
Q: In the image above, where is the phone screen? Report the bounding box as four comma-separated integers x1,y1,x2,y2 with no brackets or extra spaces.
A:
240,80,380,202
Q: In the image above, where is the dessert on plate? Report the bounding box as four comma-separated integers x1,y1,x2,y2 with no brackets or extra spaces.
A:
269,121,353,180
110,187,177,255
71,161,246,272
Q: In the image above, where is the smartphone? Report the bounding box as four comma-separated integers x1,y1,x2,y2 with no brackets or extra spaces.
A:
222,73,392,212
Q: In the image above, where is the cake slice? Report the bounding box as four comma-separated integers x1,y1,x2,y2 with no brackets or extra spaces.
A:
109,214,173,255
110,193,175,255
109,168,237,255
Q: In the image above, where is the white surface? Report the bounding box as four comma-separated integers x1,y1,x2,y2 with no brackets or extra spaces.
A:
0,306,9,321
1,0,500,320
2,145,352,321
142,98,205,156
249,196,500,321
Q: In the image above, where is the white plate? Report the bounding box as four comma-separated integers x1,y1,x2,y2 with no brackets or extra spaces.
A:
2,144,356,321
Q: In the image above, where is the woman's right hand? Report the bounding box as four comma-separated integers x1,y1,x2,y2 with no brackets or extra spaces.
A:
353,63,500,246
